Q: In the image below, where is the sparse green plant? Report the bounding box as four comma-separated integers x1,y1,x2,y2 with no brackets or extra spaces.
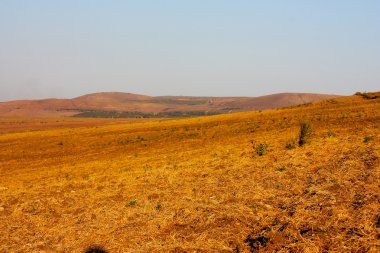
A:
276,167,285,172
253,142,268,156
299,121,312,146
155,203,162,210
127,200,137,206
363,136,374,143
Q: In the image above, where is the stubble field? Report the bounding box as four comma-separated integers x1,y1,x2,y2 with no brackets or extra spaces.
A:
0,93,379,252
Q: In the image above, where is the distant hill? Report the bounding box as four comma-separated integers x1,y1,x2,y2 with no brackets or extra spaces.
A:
0,92,339,117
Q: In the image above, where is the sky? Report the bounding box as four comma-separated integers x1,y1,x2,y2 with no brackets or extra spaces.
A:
0,0,379,101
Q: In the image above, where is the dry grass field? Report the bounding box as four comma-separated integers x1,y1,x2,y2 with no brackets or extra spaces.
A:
0,93,379,252
0,117,159,134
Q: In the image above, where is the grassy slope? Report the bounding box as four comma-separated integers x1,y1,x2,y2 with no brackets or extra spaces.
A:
0,117,159,134
0,92,338,117
0,94,379,252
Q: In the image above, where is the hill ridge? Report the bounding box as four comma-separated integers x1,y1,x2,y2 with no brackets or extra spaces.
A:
0,92,339,117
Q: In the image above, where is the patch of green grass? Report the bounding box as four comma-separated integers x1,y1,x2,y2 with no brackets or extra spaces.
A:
151,98,208,105
253,142,269,156
127,200,137,207
72,110,221,118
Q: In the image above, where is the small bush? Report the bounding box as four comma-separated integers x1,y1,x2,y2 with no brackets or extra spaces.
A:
363,136,374,143
84,245,108,253
299,121,312,146
127,200,137,206
253,143,268,156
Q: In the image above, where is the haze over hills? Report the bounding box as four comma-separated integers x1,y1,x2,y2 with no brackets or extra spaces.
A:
0,92,339,117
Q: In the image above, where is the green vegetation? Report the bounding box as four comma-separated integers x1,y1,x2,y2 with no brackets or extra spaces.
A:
72,110,221,118
299,121,312,146
127,200,137,206
151,98,208,105
254,143,269,156
363,136,374,143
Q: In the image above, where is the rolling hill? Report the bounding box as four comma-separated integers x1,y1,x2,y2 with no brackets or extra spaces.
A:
0,92,379,252
0,92,339,117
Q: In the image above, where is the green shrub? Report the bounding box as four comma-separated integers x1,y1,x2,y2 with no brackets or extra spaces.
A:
299,121,312,146
363,136,374,143
255,143,269,156
127,200,137,206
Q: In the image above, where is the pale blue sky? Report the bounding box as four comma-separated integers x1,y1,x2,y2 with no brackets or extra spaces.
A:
0,0,379,101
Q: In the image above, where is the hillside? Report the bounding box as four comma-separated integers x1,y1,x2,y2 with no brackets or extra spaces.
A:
0,92,338,117
0,92,379,252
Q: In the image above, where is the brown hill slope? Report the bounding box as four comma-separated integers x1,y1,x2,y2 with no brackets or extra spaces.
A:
0,92,338,117
0,92,379,252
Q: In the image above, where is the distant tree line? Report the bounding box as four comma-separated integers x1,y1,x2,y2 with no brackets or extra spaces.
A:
71,110,221,118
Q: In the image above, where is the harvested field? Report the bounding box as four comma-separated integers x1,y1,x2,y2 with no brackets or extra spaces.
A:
0,93,379,252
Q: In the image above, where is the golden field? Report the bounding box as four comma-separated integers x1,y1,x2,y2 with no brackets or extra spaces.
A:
0,93,379,252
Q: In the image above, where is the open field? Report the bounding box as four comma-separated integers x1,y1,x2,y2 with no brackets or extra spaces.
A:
0,117,159,134
0,93,379,252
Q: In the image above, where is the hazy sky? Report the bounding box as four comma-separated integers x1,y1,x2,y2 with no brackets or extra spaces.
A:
0,0,379,101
